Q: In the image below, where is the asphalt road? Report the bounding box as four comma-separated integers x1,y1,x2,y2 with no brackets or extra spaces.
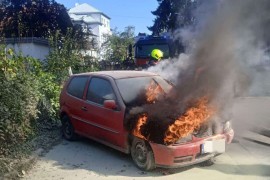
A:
24,97,270,180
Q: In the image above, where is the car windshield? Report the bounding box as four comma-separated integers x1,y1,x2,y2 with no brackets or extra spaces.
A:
115,75,172,106
136,44,170,58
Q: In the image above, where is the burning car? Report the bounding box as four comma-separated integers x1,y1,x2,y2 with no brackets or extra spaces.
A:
59,70,234,170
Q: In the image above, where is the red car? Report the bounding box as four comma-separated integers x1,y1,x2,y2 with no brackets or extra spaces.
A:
59,71,234,170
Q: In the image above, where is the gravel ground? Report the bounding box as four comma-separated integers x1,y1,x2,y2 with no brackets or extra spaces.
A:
0,127,62,180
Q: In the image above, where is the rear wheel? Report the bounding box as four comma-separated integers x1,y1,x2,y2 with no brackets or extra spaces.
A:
61,115,77,141
131,137,155,171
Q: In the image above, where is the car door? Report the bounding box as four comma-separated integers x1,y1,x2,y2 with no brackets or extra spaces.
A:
80,76,127,150
64,76,89,133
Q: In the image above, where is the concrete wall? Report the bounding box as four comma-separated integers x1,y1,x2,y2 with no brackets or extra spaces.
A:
2,38,50,61
7,42,50,61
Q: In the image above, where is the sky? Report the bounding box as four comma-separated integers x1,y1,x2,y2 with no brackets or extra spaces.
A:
56,0,159,35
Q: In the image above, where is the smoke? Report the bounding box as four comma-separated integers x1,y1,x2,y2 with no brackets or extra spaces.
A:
128,0,270,144
147,0,270,114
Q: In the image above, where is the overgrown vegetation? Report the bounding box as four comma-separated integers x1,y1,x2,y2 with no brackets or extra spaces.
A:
0,47,61,157
0,0,73,38
46,29,99,83
0,32,101,179
0,22,103,164
101,26,135,64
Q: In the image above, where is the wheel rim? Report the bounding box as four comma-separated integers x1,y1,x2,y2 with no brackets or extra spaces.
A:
134,142,147,164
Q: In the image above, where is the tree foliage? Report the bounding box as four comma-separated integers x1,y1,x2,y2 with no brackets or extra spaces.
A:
102,26,135,62
45,30,81,83
45,28,99,83
0,0,73,38
149,0,198,35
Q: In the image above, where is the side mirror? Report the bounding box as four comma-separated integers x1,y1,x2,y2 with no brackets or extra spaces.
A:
103,100,117,110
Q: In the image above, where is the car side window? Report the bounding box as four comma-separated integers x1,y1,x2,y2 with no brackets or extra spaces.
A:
67,76,88,99
87,77,116,105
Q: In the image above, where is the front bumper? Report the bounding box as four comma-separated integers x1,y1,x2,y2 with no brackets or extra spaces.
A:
149,130,234,168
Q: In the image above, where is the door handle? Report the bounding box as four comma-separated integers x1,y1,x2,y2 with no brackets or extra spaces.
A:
81,107,88,111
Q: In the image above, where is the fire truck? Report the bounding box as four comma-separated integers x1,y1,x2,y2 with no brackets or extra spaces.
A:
123,34,181,69
134,35,173,67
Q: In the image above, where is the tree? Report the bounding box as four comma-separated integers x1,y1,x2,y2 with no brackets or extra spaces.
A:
102,26,135,62
0,0,73,38
72,24,98,52
45,29,83,83
149,0,198,35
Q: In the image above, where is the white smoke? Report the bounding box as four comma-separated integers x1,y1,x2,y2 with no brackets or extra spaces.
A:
147,0,270,103
129,0,270,143
146,54,190,84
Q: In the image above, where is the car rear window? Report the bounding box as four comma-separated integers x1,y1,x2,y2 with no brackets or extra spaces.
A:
67,76,88,99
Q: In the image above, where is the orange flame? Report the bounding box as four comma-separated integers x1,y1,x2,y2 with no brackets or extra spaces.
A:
146,81,163,103
132,113,148,140
164,97,214,145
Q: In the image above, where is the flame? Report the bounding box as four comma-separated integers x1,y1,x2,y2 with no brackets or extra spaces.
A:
132,113,148,140
146,81,163,103
164,97,214,145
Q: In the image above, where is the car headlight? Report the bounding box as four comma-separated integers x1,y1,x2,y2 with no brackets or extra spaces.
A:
223,121,232,133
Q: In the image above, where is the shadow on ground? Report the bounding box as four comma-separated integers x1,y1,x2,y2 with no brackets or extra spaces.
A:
38,137,270,178
40,137,195,177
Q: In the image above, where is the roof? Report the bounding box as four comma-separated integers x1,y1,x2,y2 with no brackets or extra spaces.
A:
73,70,158,79
69,3,110,19
69,3,100,14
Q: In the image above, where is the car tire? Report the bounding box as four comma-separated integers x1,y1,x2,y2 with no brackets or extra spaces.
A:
61,115,77,141
131,137,155,171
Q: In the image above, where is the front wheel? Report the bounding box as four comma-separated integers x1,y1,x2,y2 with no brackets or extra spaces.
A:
131,137,155,171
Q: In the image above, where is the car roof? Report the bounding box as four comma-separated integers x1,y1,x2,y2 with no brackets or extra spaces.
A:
71,70,159,79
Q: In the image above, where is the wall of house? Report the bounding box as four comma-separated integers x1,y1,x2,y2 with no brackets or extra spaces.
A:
69,6,112,60
91,13,101,23
103,16,110,30
6,43,50,61
99,15,111,46
90,24,99,38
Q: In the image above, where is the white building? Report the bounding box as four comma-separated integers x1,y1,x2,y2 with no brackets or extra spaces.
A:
68,3,111,59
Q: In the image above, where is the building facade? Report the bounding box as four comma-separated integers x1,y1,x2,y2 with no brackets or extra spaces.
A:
68,3,111,59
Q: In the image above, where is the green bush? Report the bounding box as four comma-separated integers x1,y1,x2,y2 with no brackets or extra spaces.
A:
0,49,40,155
36,72,61,125
0,29,101,156
0,47,61,156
